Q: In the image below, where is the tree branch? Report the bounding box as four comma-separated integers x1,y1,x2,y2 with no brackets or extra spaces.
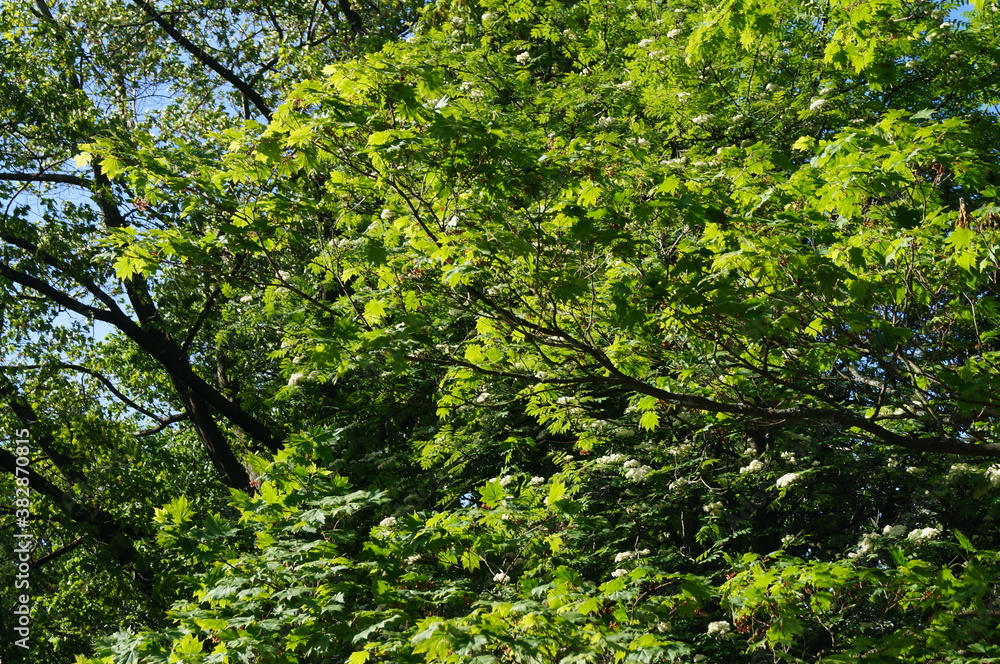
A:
129,0,273,120
0,172,92,188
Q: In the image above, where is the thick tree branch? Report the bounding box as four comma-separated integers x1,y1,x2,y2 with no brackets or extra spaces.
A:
0,262,115,323
0,171,92,188
129,0,273,120
0,373,84,484
134,412,189,436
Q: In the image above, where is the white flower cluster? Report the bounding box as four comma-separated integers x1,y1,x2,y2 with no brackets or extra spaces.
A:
703,501,724,516
625,462,653,482
775,472,801,489
883,524,907,538
612,568,629,578
666,28,682,38
378,516,398,528
740,459,764,474
498,475,515,487
515,51,530,64
597,454,652,481
613,548,651,563
988,465,1000,486
493,571,510,584
847,532,880,558
691,114,714,124
907,527,941,542
530,476,545,485
637,38,655,48
669,478,690,491
808,98,827,111
707,621,731,636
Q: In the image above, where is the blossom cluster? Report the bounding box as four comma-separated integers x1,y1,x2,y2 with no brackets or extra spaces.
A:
707,621,731,636
907,527,941,542
613,548,651,563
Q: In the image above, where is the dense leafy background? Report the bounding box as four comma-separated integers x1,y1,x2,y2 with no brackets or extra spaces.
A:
3,0,1000,662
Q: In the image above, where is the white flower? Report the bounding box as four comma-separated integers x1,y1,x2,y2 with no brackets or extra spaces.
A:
287,372,305,387
379,516,398,528
907,527,940,542
616,80,634,90
624,459,641,469
691,114,714,124
905,60,918,69
855,532,880,556
625,465,652,482
666,28,682,38
781,534,795,544
380,209,394,220
740,459,764,474
475,392,490,403
614,551,635,563
530,476,544,485
481,12,496,22
694,656,708,663
637,38,655,48
809,98,827,110
669,478,690,491
707,621,731,636
493,571,510,584
612,568,629,578
516,51,530,64
940,21,953,28
906,466,923,475
732,113,746,122
405,554,421,564
597,115,615,127
499,475,515,487
775,472,801,489
703,501,724,516
882,524,906,538
598,453,626,465
648,50,665,59
676,91,692,101
987,465,1000,486
239,294,254,303
451,16,464,26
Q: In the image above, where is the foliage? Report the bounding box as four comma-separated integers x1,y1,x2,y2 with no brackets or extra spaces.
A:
4,0,1000,662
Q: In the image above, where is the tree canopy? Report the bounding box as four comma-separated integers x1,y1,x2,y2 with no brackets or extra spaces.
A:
3,0,1000,662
